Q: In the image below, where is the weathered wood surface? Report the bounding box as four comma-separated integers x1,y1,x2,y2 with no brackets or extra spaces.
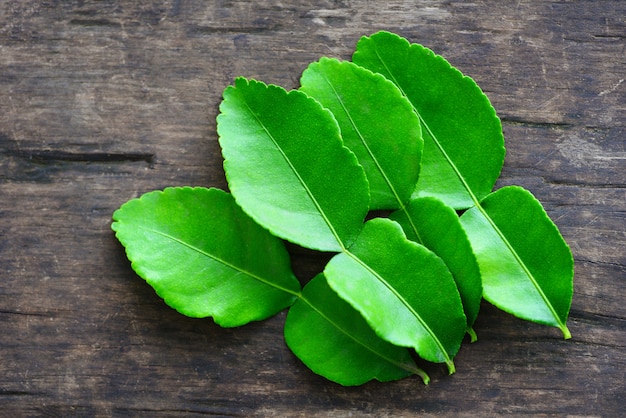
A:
1,1,624,416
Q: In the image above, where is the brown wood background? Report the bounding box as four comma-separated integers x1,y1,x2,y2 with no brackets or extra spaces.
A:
1,1,624,416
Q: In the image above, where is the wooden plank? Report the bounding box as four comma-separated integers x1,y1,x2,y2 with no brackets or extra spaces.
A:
1,1,624,415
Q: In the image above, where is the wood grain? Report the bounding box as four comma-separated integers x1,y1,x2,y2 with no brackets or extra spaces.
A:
1,1,624,416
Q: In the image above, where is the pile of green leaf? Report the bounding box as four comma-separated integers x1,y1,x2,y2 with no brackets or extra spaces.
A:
112,31,574,386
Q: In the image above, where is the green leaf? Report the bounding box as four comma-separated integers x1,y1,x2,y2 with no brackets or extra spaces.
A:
284,274,429,386
390,197,482,340
299,58,483,340
300,58,422,210
460,186,574,338
111,187,300,327
353,32,574,338
217,77,370,252
324,218,466,373
353,31,505,210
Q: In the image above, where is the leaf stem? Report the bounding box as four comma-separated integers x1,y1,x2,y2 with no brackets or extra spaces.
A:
466,327,478,343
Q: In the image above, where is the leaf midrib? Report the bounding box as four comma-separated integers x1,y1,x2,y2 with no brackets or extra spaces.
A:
345,249,456,373
318,72,426,246
298,293,429,382
136,224,300,297
369,43,569,337
241,97,347,252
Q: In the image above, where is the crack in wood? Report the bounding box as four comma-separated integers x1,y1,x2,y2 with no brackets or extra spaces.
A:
5,149,155,167
0,309,49,317
68,18,121,28
546,179,626,189
0,390,44,397
187,21,281,36
569,309,626,326
574,258,626,269
500,117,573,129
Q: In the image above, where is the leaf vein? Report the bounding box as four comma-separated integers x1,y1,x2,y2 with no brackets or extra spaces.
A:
136,224,300,297
241,97,346,251
299,294,428,380
345,249,455,371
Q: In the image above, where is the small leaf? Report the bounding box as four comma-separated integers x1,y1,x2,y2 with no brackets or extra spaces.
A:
217,77,370,252
390,197,482,340
353,31,505,210
460,186,574,338
324,218,466,373
284,274,429,386
300,58,422,210
111,187,300,327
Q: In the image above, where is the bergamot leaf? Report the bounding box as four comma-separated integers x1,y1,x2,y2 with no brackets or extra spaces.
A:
324,218,466,373
460,186,574,338
300,57,422,210
353,31,505,210
284,274,428,386
111,187,300,327
390,197,482,340
217,77,370,252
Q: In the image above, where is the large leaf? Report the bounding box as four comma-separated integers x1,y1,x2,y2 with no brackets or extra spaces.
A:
217,77,370,252
390,197,482,340
300,58,422,210
284,274,428,386
111,187,300,327
353,31,505,210
324,218,466,373
460,186,574,338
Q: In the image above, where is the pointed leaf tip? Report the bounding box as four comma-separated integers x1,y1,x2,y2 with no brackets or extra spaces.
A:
324,218,466,371
285,274,427,386
460,186,574,337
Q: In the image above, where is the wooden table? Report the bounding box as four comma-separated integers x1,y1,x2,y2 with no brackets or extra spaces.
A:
1,1,624,416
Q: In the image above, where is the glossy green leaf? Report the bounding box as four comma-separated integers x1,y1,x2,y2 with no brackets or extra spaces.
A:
353,31,505,210
284,274,428,386
217,77,370,252
300,58,422,210
460,186,574,338
353,32,573,338
324,218,466,373
299,58,483,340
390,197,482,340
111,187,300,327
